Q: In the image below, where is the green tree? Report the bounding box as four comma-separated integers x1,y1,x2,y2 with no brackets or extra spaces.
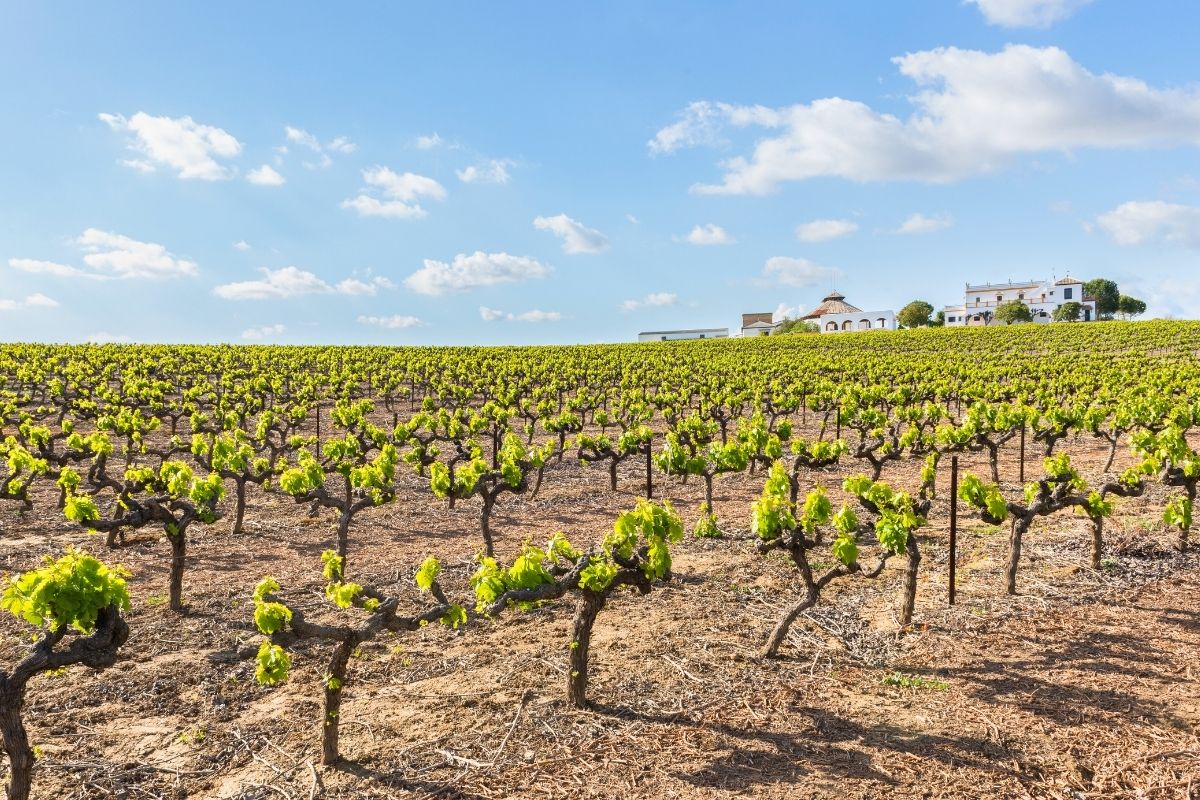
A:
1117,295,1147,320
994,301,1033,324
774,317,819,334
931,310,946,327
1052,301,1083,322
897,300,934,329
1084,279,1120,319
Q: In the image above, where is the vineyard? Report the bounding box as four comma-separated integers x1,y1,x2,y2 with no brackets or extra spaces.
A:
1,322,1198,799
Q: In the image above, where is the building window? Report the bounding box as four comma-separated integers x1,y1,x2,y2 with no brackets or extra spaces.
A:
1018,292,1024,300
825,321,837,332
997,294,1003,303
877,318,887,328
842,320,852,331
859,319,871,330
1064,287,1073,299
661,336,667,341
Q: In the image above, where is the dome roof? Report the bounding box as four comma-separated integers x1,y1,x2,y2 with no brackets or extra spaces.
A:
801,291,863,319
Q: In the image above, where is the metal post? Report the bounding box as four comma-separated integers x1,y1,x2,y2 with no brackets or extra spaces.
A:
315,402,322,459
1019,424,1026,483
645,446,653,500
949,455,958,606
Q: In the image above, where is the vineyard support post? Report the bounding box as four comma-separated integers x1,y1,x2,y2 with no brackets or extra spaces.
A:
315,402,322,459
645,446,653,499
1019,424,1025,484
949,455,958,606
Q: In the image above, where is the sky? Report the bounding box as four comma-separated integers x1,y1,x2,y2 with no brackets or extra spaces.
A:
1,0,1199,346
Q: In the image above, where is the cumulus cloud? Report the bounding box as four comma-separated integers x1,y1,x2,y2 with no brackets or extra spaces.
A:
11,229,198,281
246,165,285,186
404,252,551,296
761,257,840,288
457,159,512,184
214,267,392,300
1095,201,1200,247
894,213,954,235
0,293,59,312
650,45,1200,192
233,240,251,251
341,166,447,220
620,292,678,312
100,112,241,180
479,306,562,323
533,214,609,254
357,314,423,329
242,323,286,339
795,218,859,242
966,0,1092,27
683,224,735,245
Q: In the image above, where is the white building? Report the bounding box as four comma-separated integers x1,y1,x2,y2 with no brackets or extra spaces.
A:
739,312,780,337
637,328,729,342
800,291,897,334
942,276,1097,326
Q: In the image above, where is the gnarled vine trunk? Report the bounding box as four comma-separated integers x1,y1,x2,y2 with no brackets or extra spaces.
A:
568,591,607,708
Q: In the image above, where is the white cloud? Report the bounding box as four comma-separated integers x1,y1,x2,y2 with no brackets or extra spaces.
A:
620,292,678,312
242,323,286,340
533,214,609,254
100,112,241,180
773,302,803,322
13,230,198,280
761,257,840,288
282,126,354,168
78,229,199,279
405,252,551,296
626,213,640,224
285,126,322,151
246,165,285,186
342,166,447,220
478,306,561,323
8,259,88,278
651,45,1200,192
457,159,512,184
795,218,859,242
357,314,423,329
214,266,391,300
648,100,728,155
1095,201,1200,247
895,213,954,235
416,133,444,149
0,293,60,311
683,224,735,246
233,240,251,251
966,0,1092,28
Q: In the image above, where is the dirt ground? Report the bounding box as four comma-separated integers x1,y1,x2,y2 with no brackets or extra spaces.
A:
0,420,1197,799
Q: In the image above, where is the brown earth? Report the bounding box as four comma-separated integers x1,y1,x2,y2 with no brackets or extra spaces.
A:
0,421,1197,799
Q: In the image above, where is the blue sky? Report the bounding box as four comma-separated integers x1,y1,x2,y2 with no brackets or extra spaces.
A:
2,0,1199,345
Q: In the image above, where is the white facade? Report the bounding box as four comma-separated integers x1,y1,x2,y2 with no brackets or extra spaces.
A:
944,276,1096,326
740,320,779,337
637,328,729,342
819,310,896,334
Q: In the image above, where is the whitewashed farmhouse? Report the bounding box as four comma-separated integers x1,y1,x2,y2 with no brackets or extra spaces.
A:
942,276,1096,326
800,291,897,334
